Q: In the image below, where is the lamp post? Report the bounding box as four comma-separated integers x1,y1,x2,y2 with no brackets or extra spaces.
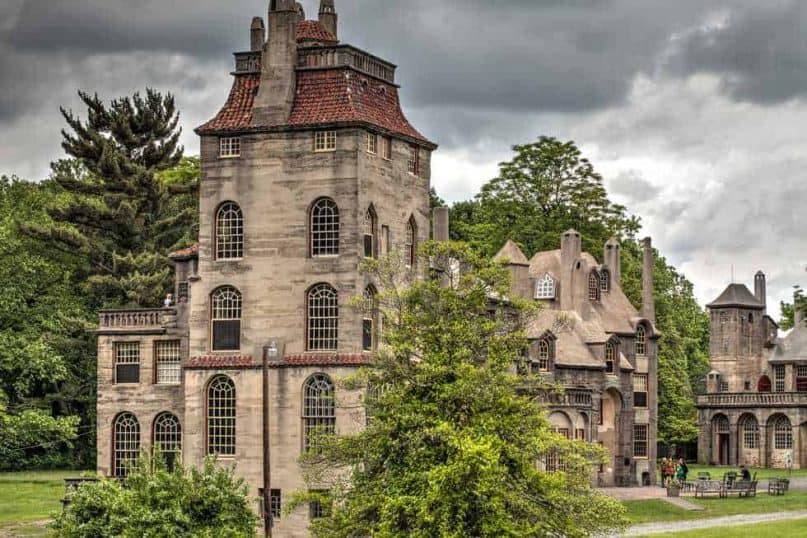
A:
263,340,278,537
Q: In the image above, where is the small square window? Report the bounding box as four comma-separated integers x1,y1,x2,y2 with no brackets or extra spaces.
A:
314,131,337,152
366,132,377,154
219,137,241,158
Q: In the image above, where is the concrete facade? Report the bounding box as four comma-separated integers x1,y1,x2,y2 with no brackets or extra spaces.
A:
697,274,807,469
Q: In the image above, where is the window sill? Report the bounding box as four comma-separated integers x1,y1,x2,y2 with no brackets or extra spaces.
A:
214,258,244,263
314,149,336,153
218,155,241,160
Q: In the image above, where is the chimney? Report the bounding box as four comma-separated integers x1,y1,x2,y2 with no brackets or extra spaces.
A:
604,237,621,286
250,17,266,52
319,0,338,39
795,290,805,329
253,0,300,125
641,237,655,323
432,207,449,242
755,271,767,314
560,229,581,310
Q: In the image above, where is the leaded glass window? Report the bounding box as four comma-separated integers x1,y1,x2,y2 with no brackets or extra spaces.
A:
605,340,617,373
362,286,378,352
155,341,181,385
303,375,335,453
363,207,376,259
211,286,242,351
307,284,339,351
153,412,182,470
742,416,759,449
774,415,793,450
207,376,236,456
215,202,244,260
310,198,340,256
113,412,140,477
589,272,601,302
600,269,610,292
633,424,648,458
535,274,555,300
635,325,647,356
633,374,648,408
115,342,140,384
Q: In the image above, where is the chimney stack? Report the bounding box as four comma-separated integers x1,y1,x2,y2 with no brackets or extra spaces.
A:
604,237,621,286
560,229,581,310
432,207,449,242
253,0,300,125
795,290,805,329
641,237,655,323
319,0,338,39
755,271,767,314
250,17,266,52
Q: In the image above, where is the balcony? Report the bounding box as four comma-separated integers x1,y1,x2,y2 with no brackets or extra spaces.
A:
697,392,807,408
98,308,176,334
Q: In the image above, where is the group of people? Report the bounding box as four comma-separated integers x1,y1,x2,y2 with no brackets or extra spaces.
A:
659,457,688,486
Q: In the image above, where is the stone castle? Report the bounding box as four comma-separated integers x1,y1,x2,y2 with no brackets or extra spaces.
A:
95,2,658,535
697,273,807,469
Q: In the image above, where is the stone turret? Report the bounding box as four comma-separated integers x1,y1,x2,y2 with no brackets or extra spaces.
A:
319,0,338,39
560,229,581,310
641,237,655,323
253,0,301,125
494,240,531,300
604,237,621,287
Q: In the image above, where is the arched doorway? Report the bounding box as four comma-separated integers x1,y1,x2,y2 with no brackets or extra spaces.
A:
712,414,730,465
598,388,623,486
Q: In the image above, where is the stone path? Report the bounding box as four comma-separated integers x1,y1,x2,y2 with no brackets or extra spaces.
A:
622,509,807,536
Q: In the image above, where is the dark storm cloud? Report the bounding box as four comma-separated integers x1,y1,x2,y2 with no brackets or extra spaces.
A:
665,1,807,104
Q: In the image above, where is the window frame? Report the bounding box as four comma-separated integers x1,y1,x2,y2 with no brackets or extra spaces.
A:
407,144,419,175
535,274,555,300
153,412,182,470
405,216,417,268
365,131,378,155
309,197,340,257
796,365,807,392
742,416,759,449
635,325,647,356
112,412,140,478
206,376,237,457
314,131,337,152
214,202,244,261
154,340,182,385
381,136,393,160
774,365,786,393
633,373,648,408
210,286,242,352
114,342,140,385
774,415,793,450
302,375,336,454
600,268,610,292
362,286,378,352
306,284,339,352
219,136,241,159
605,340,617,374
588,271,601,302
363,206,377,259
633,424,649,458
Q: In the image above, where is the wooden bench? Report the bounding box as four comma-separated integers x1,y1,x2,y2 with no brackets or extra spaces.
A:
694,480,727,498
725,480,757,497
768,479,787,496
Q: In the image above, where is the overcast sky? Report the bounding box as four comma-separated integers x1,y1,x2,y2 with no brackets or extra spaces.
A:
1,0,806,314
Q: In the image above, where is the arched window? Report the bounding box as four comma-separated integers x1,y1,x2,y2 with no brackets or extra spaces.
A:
635,325,647,356
773,415,793,450
207,376,236,456
741,415,759,449
113,412,140,477
713,414,729,434
534,336,554,372
588,272,601,302
758,376,772,393
363,206,376,258
362,285,378,352
307,284,339,351
303,375,335,453
153,412,182,470
310,198,340,257
405,217,417,268
211,286,242,351
215,202,244,260
605,340,617,373
600,269,610,292
535,274,555,300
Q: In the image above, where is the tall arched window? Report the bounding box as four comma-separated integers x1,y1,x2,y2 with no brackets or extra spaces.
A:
600,269,610,292
635,325,647,356
307,284,339,351
153,412,182,470
605,340,617,373
207,376,236,456
215,202,244,260
588,271,601,302
303,375,335,453
533,336,554,373
773,415,793,450
363,206,377,259
362,285,378,352
113,412,140,477
211,286,242,351
310,198,340,256
405,217,417,268
535,274,555,300
741,415,759,449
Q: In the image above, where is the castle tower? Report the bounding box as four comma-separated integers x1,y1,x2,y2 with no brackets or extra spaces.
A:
707,281,765,361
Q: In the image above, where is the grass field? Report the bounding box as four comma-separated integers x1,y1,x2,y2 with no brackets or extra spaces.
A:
624,490,807,524
684,463,807,480
0,470,91,537
634,517,807,537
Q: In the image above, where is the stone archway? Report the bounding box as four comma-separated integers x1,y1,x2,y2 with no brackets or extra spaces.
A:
711,414,730,466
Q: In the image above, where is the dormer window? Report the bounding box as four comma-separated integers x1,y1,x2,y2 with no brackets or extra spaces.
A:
314,131,337,152
535,274,556,300
531,334,556,373
605,340,617,374
588,271,601,302
219,137,241,158
600,269,610,292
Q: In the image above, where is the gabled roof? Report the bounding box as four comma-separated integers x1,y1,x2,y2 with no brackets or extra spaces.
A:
494,240,529,266
770,322,807,363
296,20,337,43
707,283,765,309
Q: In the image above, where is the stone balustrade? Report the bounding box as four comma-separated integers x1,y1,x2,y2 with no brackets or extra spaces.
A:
542,388,593,408
697,392,807,408
98,308,176,332
298,46,396,83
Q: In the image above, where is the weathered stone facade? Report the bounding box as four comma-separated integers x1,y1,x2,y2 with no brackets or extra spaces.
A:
697,274,807,469
495,232,659,486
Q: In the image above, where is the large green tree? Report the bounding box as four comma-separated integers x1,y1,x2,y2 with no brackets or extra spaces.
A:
779,286,806,330
294,243,627,538
447,137,710,444
24,90,196,308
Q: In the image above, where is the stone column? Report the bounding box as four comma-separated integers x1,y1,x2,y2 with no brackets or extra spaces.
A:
759,424,768,468
729,418,739,466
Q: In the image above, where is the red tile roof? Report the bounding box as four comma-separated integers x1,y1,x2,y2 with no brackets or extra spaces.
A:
296,20,337,43
168,243,200,260
279,353,372,367
185,356,256,369
196,74,260,134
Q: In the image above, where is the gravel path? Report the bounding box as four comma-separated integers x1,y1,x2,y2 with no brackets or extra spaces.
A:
622,509,807,536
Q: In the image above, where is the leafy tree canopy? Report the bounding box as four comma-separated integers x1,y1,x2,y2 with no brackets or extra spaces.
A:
779,286,806,331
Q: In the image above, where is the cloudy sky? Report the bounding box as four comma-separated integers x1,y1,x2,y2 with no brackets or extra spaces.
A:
1,0,806,313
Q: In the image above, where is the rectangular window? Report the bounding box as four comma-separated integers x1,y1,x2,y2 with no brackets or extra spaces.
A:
212,320,241,351
271,489,281,520
796,366,807,392
633,374,648,408
309,490,329,520
314,131,337,152
366,132,377,154
362,318,374,352
382,136,393,160
633,424,649,458
407,144,419,175
115,342,140,384
177,282,189,303
155,341,181,385
774,365,786,392
219,137,241,158
719,381,729,393
575,428,586,441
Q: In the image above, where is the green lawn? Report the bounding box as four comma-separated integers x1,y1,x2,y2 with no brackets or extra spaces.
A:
634,517,807,537
686,463,807,480
0,470,92,537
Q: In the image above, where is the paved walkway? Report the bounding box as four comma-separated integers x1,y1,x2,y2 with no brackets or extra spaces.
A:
622,509,807,536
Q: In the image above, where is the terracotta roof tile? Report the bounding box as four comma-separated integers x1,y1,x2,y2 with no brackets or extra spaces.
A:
196,74,260,134
279,353,372,367
296,20,337,43
168,243,199,260
185,356,255,369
